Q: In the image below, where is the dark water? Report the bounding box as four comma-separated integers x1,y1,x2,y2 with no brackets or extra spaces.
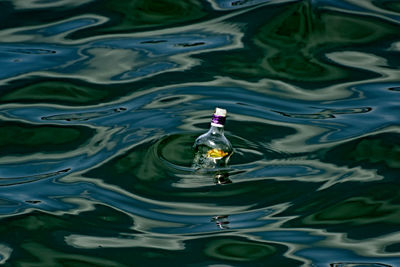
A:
0,0,400,266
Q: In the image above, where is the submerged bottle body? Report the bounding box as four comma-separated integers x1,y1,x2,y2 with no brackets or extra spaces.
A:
192,108,233,169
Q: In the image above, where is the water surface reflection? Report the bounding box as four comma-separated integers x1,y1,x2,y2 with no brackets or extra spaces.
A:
0,0,399,266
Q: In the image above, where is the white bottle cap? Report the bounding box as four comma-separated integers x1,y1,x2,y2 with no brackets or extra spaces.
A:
214,107,227,117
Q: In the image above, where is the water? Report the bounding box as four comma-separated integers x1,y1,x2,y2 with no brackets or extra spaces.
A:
0,0,399,266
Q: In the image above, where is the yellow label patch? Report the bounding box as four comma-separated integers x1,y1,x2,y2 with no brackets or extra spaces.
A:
206,148,228,158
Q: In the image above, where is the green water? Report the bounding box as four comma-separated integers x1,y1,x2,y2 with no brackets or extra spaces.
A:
0,0,399,266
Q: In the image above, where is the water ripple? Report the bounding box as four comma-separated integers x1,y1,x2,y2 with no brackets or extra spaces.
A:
1,0,400,265
0,15,242,85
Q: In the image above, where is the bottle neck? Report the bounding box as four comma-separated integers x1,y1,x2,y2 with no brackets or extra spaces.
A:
209,124,224,134
211,114,226,125
210,113,226,134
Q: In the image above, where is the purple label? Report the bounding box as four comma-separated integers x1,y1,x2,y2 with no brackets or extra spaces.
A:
211,114,226,125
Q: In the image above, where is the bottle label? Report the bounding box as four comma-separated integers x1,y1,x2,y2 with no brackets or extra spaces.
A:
206,148,228,159
211,114,226,126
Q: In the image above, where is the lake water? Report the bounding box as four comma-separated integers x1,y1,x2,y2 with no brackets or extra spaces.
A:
0,0,400,266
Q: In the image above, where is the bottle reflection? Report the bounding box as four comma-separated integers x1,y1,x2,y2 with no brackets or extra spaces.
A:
212,171,231,230
211,215,230,230
214,171,232,185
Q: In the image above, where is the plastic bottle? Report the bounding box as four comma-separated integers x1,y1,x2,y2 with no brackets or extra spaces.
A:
192,108,233,170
